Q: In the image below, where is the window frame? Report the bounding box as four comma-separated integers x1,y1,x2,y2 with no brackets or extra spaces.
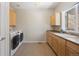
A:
64,4,79,34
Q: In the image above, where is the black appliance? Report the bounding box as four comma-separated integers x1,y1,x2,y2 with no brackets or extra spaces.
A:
12,35,19,50
19,32,23,42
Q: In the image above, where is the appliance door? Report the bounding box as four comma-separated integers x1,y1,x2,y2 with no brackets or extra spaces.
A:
12,35,19,50
20,33,23,42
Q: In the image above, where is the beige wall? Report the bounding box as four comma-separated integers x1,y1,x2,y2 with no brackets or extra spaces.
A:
15,9,52,42
15,2,76,42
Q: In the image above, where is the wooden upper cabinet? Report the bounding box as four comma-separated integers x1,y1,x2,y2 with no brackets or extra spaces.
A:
50,12,61,25
50,16,55,25
9,8,16,27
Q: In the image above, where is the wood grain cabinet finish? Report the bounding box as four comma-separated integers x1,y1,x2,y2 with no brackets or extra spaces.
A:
47,31,79,56
65,46,79,56
50,16,55,25
57,36,65,56
9,8,16,27
66,41,79,56
47,32,65,56
47,32,54,49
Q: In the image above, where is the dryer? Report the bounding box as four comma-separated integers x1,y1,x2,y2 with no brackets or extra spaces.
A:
9,31,23,56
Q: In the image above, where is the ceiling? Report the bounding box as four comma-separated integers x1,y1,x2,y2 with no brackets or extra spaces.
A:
10,2,60,9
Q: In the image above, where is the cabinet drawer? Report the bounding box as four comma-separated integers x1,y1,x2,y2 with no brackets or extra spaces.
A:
66,41,79,53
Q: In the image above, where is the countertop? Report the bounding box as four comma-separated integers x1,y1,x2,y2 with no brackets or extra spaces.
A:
49,31,79,45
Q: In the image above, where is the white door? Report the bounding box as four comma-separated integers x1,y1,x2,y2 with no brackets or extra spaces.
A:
0,2,10,56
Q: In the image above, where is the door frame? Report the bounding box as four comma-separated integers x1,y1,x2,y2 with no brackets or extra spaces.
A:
0,2,10,56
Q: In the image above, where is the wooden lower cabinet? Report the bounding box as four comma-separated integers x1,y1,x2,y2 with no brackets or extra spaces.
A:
66,46,79,56
47,36,53,47
66,41,79,56
57,37,65,56
47,32,65,56
47,31,79,56
51,36,58,54
47,33,58,53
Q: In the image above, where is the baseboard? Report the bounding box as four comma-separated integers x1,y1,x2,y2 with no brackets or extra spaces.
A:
23,41,47,43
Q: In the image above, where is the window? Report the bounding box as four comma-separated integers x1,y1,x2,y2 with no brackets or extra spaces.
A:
65,4,79,33
66,7,76,31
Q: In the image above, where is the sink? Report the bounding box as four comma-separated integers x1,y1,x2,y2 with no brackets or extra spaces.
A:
61,34,78,39
54,33,77,38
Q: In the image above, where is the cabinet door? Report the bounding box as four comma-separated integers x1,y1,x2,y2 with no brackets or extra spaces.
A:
47,33,58,53
51,35,58,53
55,36,65,56
9,9,16,27
58,37,65,56
47,34,53,48
47,33,66,56
66,46,79,56
66,41,79,53
50,16,55,25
